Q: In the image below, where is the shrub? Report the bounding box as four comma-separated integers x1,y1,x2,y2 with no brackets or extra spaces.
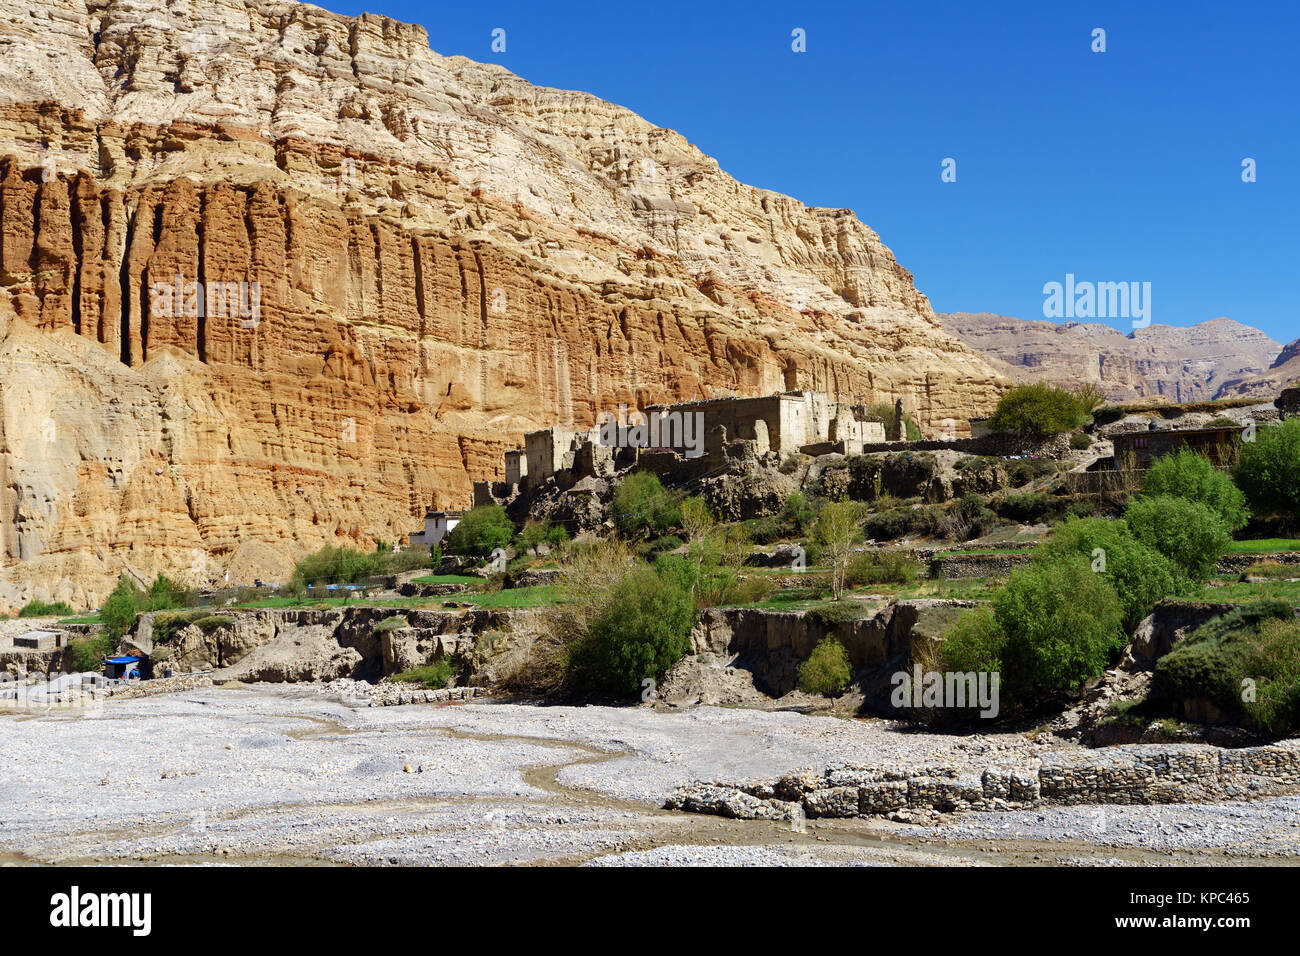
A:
867,403,922,441
611,472,681,537
797,638,852,696
845,550,919,587
143,573,185,611
375,616,408,633
951,556,1125,712
66,634,114,673
193,615,235,632
1069,431,1093,451
569,566,696,696
938,605,1007,677
1235,419,1300,526
780,491,818,535
988,383,1087,437
865,508,912,541
100,576,144,639
1073,383,1106,415
1001,491,1051,523
1152,602,1300,736
779,454,803,475
18,599,74,618
1006,458,1059,487
1141,449,1249,531
1247,560,1296,580
1124,495,1231,582
517,518,569,552
445,504,515,558
392,657,459,689
1040,517,1190,630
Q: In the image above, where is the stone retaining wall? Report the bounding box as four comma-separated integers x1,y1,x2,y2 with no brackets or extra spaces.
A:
666,740,1300,820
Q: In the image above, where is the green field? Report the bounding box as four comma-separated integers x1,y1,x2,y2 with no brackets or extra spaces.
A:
1225,539,1300,555
452,585,562,608
411,573,486,586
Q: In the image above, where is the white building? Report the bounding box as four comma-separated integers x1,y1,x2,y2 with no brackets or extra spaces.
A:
407,510,463,549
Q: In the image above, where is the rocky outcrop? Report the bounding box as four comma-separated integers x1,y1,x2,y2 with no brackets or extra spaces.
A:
940,313,1281,402
0,0,1007,608
1220,337,1300,397
667,740,1300,820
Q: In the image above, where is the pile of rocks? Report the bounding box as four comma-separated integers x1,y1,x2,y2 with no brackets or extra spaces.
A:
320,678,488,707
666,740,1300,820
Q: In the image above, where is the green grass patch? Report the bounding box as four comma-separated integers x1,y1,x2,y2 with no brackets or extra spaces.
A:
453,585,562,608
1225,539,1300,555
19,600,75,618
410,573,486,587
391,658,458,689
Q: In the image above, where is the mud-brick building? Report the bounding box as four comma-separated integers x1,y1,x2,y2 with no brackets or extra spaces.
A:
1111,424,1244,468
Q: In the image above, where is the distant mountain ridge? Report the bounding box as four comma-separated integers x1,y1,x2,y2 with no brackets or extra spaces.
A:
938,313,1282,403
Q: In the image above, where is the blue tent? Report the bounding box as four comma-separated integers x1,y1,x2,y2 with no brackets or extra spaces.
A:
104,656,141,680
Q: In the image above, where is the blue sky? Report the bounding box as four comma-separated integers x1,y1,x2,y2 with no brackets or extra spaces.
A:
327,0,1298,344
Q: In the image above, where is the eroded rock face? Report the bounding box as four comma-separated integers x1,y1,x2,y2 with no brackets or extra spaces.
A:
940,313,1281,403
0,0,1005,607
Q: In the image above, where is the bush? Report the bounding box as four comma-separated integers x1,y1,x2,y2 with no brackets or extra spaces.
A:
780,491,818,535
797,638,852,696
1152,602,1300,736
569,565,696,696
1125,495,1232,582
143,573,185,611
1141,449,1249,531
517,518,569,552
865,508,913,541
939,605,1007,677
193,615,235,632
988,383,1087,437
1040,517,1190,630
66,634,114,673
1069,431,1093,451
1006,458,1059,487
100,576,143,639
1235,419,1300,526
1001,491,1051,523
392,657,459,689
611,472,681,538
445,504,515,558
867,403,922,441
18,600,74,618
944,556,1125,713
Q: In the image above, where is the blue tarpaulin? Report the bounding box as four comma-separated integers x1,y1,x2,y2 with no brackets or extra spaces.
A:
104,656,141,665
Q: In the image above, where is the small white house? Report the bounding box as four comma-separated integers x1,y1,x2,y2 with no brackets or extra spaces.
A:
408,510,462,549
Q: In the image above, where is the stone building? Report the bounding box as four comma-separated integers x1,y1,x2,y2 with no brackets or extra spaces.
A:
1111,425,1244,468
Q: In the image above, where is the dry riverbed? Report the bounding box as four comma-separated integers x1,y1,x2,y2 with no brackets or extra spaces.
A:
0,685,1296,866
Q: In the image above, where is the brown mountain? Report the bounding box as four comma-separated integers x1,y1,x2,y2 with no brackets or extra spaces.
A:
0,0,1005,607
1218,338,1300,397
938,313,1281,403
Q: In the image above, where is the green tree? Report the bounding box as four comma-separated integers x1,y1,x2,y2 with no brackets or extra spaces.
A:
445,504,515,558
1041,517,1191,631
813,500,866,600
610,472,681,537
1235,418,1300,526
100,575,143,639
988,383,1087,437
797,637,853,696
991,556,1124,706
1125,495,1232,582
570,566,696,696
1141,449,1249,531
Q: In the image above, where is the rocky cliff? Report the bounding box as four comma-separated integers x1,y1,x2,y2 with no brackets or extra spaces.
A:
1219,338,1300,398
0,0,1005,608
939,313,1281,403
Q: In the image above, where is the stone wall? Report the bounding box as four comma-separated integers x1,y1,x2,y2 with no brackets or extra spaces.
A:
667,740,1300,820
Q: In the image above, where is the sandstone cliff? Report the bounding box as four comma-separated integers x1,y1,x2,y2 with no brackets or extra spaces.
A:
939,313,1281,403
1218,338,1300,397
0,0,1005,607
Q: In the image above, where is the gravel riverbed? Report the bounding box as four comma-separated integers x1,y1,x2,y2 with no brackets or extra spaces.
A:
1,684,1295,866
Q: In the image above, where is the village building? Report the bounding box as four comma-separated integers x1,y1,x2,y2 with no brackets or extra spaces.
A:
407,510,464,549
1110,424,1244,468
